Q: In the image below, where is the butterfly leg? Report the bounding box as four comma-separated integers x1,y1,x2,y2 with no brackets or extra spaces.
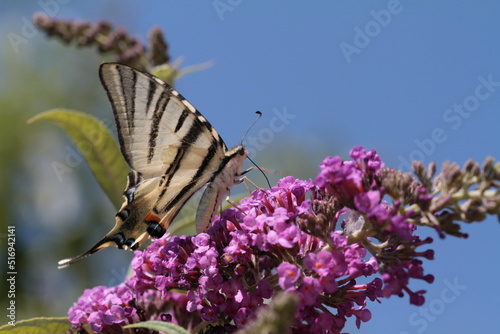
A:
238,175,262,193
239,165,275,189
225,195,248,216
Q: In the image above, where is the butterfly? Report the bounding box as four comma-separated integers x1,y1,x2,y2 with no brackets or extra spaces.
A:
58,63,248,268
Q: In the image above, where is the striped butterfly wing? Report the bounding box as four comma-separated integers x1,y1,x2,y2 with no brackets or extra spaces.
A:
58,63,247,268
101,63,228,179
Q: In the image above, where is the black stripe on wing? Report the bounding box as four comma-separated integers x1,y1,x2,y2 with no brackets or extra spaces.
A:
100,65,130,167
157,118,206,192
170,88,228,152
157,136,220,214
145,79,156,116
147,91,170,163
118,65,136,131
175,110,190,133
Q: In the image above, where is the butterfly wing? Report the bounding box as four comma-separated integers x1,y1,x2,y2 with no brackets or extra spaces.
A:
58,63,232,268
99,63,228,179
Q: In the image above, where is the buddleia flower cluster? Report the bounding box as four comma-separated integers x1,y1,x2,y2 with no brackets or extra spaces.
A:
65,146,500,333
33,12,169,72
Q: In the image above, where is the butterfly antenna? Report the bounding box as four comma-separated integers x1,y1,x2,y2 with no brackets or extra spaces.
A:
247,155,272,189
240,111,262,145
240,111,271,189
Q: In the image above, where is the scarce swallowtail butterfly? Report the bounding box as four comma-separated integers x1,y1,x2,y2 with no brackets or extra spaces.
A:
58,63,248,268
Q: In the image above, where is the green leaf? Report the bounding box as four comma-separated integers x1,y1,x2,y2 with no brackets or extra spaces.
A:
0,317,71,334
124,320,191,334
151,58,213,86
175,60,214,81
28,109,128,209
151,63,178,86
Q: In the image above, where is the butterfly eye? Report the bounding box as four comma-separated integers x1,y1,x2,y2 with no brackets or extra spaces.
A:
116,209,130,221
238,147,246,155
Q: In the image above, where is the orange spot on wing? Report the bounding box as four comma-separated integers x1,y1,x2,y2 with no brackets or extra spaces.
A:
145,212,161,223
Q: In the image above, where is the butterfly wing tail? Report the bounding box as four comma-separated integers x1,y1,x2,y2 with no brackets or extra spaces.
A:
57,237,117,269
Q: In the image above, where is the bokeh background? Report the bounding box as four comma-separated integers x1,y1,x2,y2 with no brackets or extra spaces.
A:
1,1,500,333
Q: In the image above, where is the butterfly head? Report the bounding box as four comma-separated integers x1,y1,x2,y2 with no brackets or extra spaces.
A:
228,145,248,176
228,145,247,162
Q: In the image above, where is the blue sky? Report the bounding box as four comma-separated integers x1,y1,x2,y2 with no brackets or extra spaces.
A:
2,1,500,333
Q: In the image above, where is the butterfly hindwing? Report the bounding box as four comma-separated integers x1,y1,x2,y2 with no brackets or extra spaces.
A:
58,63,248,268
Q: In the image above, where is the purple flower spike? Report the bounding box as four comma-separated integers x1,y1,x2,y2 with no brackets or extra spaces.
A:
67,283,138,332
68,147,441,333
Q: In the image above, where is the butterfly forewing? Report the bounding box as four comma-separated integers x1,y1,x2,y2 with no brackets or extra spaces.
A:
99,64,226,178
58,63,247,268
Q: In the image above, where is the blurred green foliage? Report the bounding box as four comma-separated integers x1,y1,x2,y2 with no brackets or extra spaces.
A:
28,110,129,209
0,39,126,321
